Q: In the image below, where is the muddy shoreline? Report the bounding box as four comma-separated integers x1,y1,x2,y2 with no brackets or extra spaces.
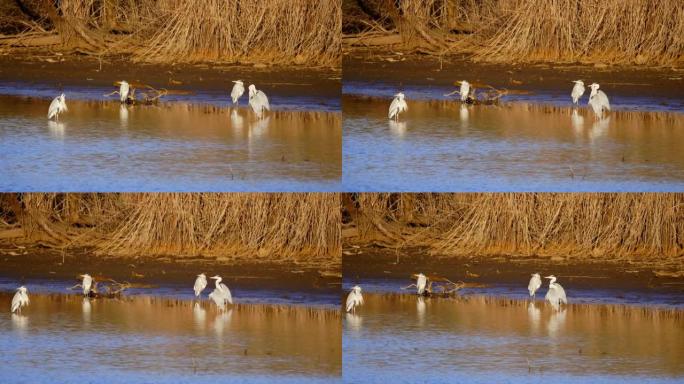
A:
0,54,341,110
343,52,684,111
342,245,684,296
0,244,341,298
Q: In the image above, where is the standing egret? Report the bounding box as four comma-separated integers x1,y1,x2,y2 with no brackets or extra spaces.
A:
345,285,364,313
571,80,585,105
416,273,427,295
588,83,610,118
459,80,471,102
194,273,207,298
81,274,93,296
119,81,130,103
11,286,29,314
528,273,542,298
47,93,68,121
388,92,407,120
210,275,233,305
248,84,270,118
231,80,245,105
544,275,567,308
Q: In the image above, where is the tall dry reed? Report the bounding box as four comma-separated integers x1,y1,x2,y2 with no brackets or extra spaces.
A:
345,0,684,66
2,0,341,66
3,193,340,266
348,193,684,262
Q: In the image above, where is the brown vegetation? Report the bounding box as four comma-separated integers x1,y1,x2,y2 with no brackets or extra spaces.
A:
343,193,684,263
344,0,684,66
0,193,341,267
0,0,341,66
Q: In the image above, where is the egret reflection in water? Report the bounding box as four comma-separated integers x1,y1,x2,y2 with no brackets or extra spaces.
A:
388,120,407,137
47,120,65,139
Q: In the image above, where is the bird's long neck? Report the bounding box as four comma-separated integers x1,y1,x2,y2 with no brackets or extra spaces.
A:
549,277,556,285
215,278,222,288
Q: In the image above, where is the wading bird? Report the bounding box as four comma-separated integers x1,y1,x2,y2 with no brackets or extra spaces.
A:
81,274,93,296
528,273,542,298
11,286,29,314
459,80,471,102
47,93,68,121
571,80,585,105
119,81,130,103
588,83,610,118
208,275,233,310
231,80,245,105
544,275,567,308
345,285,364,313
248,84,270,118
194,273,207,298
388,92,407,120
414,273,427,295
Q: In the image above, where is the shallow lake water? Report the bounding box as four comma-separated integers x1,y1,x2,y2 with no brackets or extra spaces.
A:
0,293,341,383
0,96,341,191
343,96,684,191
343,293,684,383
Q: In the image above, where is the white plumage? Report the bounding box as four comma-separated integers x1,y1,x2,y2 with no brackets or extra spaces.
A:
11,286,29,314
208,275,233,310
388,92,407,120
119,81,130,103
345,285,364,313
588,83,610,118
194,273,207,297
47,93,68,121
545,275,568,307
528,273,542,298
81,274,93,296
231,80,245,105
248,84,270,118
459,80,471,102
571,80,585,104
416,273,427,295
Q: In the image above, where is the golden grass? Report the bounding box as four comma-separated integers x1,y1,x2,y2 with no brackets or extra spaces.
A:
346,193,684,263
1,0,341,66
1,193,340,267
344,0,684,66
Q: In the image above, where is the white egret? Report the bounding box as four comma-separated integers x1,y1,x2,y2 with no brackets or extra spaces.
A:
345,285,364,313
588,83,610,118
571,80,585,105
119,81,130,103
208,275,233,310
80,274,93,296
459,80,471,102
388,92,407,120
528,273,542,298
416,273,427,295
194,273,207,297
47,93,68,121
11,286,29,314
248,84,270,118
231,80,245,105
544,275,567,308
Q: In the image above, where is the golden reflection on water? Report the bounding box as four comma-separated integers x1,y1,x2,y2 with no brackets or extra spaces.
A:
1,293,341,377
347,294,684,377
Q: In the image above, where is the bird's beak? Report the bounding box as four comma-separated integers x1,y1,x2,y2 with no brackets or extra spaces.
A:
544,276,553,279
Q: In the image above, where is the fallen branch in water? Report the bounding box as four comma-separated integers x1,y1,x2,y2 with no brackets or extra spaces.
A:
68,278,130,298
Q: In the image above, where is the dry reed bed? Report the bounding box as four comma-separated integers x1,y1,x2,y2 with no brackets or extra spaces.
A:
344,0,684,66
347,193,684,263
1,0,341,66
1,193,340,267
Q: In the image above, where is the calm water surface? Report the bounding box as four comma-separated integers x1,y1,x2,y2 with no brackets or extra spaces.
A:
0,293,341,383
343,293,684,383
343,97,684,191
0,96,341,191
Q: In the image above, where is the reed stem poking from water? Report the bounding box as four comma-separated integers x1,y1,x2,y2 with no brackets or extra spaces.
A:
0,193,341,267
345,193,684,263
